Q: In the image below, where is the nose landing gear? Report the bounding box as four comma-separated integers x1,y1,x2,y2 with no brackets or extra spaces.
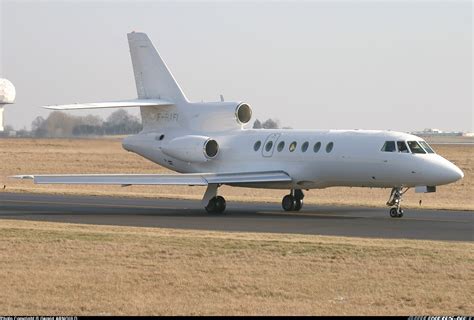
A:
386,187,409,218
282,189,304,212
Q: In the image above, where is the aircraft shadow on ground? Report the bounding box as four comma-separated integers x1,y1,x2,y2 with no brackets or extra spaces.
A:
0,203,364,220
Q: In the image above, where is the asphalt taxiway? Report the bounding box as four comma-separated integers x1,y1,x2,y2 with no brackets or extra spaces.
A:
0,192,472,241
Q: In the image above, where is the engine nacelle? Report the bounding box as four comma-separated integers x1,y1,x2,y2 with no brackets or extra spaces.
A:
161,135,219,163
235,103,252,125
185,102,253,131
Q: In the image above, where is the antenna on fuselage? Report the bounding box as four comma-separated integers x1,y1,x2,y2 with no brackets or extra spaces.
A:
220,94,225,102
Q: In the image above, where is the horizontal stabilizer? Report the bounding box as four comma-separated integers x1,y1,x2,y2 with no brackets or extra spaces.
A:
11,171,291,186
43,99,173,110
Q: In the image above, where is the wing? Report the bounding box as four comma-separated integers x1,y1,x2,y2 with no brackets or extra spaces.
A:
43,99,173,110
11,171,292,186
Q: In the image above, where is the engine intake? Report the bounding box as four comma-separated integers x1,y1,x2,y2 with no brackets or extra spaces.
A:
205,139,219,159
236,103,252,124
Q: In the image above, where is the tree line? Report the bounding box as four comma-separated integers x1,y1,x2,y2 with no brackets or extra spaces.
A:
31,109,142,137
2,110,287,138
29,111,285,137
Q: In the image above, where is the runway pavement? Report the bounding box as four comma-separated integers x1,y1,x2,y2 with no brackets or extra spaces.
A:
0,192,472,241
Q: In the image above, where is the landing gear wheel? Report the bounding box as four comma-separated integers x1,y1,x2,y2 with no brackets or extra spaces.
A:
397,208,404,218
282,195,296,212
389,207,404,218
215,196,226,213
389,207,398,218
205,198,216,213
205,196,226,214
294,199,303,211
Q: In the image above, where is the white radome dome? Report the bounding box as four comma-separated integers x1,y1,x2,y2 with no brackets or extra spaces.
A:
0,78,16,104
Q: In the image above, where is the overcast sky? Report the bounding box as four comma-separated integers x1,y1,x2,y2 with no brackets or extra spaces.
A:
1,0,472,132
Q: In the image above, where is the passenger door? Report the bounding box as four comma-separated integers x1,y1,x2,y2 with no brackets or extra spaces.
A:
262,133,281,158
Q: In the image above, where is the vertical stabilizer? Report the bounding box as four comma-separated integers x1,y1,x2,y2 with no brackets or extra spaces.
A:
127,32,188,103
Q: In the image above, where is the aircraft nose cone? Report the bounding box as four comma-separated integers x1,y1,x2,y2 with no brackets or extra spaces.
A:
441,160,464,184
425,156,464,186
451,164,464,181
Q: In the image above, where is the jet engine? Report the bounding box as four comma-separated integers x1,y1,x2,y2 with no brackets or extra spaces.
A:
161,135,219,163
235,103,252,125
185,102,253,131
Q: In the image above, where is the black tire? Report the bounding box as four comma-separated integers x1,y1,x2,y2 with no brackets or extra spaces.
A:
215,196,226,213
282,195,296,211
389,207,398,218
205,198,217,213
397,208,404,218
294,199,303,211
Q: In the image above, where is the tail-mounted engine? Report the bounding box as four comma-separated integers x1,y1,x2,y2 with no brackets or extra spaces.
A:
161,135,219,163
235,103,252,125
185,101,253,131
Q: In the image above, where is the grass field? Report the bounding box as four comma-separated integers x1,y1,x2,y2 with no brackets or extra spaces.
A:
0,219,472,315
1,138,472,210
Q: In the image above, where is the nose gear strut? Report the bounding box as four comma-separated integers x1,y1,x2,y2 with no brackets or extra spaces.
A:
386,187,409,218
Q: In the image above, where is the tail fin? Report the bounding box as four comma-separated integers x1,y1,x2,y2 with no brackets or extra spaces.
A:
127,32,188,103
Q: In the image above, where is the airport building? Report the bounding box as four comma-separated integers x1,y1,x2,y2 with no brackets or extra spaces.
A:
412,128,467,137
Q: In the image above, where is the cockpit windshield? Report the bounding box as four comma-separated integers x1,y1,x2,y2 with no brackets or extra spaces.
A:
397,141,409,153
381,141,396,152
419,141,435,154
407,141,426,154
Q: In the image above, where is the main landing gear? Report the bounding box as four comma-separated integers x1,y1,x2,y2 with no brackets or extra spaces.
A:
282,189,304,212
386,187,409,218
205,196,226,214
203,184,226,214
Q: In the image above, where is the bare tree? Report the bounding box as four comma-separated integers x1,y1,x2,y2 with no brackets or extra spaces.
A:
31,116,47,137
83,114,103,127
44,111,80,137
104,109,142,135
253,119,262,129
262,118,280,129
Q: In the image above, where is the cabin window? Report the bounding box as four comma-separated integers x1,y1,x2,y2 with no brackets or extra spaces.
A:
407,141,426,154
289,141,297,152
326,142,334,153
254,141,262,151
313,142,321,153
277,141,285,152
419,141,435,154
381,141,396,152
397,141,409,153
265,141,274,152
301,141,309,152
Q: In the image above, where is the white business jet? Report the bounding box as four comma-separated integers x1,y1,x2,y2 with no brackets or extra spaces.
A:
14,32,464,218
